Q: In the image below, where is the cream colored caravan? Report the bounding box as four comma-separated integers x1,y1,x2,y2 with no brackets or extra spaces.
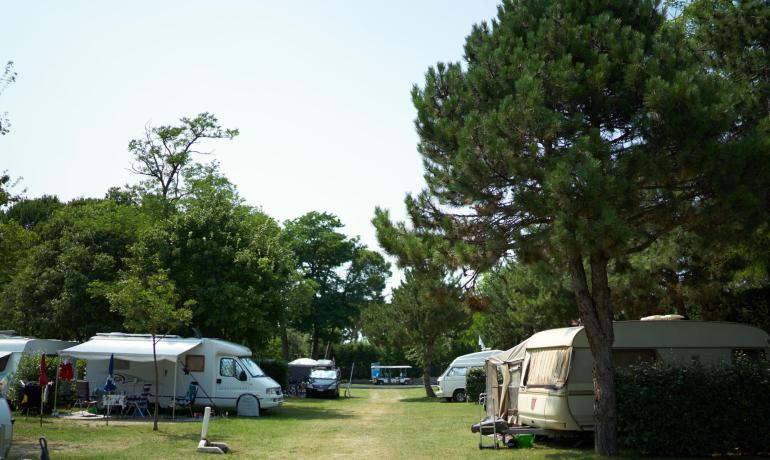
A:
485,320,770,432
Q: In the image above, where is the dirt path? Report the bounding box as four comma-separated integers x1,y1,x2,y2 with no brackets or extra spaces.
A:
301,387,406,458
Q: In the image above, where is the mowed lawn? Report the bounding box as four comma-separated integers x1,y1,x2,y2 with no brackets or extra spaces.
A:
9,387,599,459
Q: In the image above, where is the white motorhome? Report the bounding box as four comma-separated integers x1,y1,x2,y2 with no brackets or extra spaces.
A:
61,333,283,416
433,349,502,402
484,320,770,432
0,332,77,396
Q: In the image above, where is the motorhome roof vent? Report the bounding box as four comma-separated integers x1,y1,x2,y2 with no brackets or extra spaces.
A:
640,314,685,321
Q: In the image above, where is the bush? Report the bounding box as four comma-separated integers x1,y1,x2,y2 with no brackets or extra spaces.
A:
257,359,288,390
616,356,770,456
5,353,84,410
465,367,486,403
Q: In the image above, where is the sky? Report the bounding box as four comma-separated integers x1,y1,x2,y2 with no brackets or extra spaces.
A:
1,1,500,288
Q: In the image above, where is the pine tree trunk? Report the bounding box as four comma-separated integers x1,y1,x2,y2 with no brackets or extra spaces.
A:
281,324,290,361
152,333,160,431
310,327,319,359
567,249,618,456
423,342,435,397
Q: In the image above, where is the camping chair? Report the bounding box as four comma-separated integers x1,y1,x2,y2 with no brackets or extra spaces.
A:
126,383,151,417
74,380,97,412
19,383,42,415
172,382,198,417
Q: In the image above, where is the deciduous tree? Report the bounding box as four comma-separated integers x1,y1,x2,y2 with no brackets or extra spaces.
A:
99,269,193,431
0,61,16,135
283,212,390,358
128,113,238,202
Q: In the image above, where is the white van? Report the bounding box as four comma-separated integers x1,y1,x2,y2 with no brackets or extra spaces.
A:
0,332,77,396
433,349,502,402
61,333,283,416
484,320,770,432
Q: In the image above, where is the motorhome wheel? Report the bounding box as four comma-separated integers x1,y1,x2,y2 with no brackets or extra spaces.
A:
236,394,260,417
452,389,466,402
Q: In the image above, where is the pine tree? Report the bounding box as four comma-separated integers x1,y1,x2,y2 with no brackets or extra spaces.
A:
406,0,734,454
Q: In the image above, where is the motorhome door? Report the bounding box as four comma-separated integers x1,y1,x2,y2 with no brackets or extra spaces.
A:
215,357,249,407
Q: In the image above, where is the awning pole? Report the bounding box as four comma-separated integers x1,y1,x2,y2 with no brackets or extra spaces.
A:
53,362,60,415
172,360,177,420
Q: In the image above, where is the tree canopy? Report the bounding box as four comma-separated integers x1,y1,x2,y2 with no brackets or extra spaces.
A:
394,0,767,454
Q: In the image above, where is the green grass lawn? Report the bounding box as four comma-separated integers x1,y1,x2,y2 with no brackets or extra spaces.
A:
9,387,601,459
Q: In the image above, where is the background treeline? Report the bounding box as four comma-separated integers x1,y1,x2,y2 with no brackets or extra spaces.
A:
3,0,770,383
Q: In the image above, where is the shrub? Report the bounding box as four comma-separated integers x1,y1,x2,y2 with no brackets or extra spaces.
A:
5,353,84,410
257,359,288,390
616,356,770,456
465,367,486,403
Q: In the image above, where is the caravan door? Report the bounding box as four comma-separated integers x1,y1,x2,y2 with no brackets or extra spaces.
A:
215,357,249,408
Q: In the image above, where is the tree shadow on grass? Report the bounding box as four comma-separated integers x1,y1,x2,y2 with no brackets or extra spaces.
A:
398,396,445,404
269,405,354,420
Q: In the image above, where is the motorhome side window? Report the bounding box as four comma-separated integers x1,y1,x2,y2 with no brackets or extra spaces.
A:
186,355,205,372
447,367,468,377
523,348,571,388
0,354,8,372
115,359,130,370
220,358,238,377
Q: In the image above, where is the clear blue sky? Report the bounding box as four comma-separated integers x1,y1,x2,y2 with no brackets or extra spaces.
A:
1,1,500,287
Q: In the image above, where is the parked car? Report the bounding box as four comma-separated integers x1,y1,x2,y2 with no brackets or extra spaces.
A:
305,368,340,398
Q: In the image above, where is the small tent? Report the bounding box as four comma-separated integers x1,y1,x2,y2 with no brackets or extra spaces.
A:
288,358,318,383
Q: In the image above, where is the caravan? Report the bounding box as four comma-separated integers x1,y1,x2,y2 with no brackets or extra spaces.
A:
433,349,502,402
484,320,770,432
0,332,77,396
61,333,283,416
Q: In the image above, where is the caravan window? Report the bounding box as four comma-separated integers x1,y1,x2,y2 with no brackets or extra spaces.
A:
115,359,130,370
186,355,205,372
523,348,571,388
612,349,657,367
446,367,468,377
220,358,243,378
0,354,9,372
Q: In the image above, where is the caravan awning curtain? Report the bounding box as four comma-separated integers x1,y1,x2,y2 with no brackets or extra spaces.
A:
61,338,202,362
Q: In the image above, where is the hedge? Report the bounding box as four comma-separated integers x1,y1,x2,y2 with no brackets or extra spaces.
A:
465,367,486,403
257,359,288,390
616,356,770,456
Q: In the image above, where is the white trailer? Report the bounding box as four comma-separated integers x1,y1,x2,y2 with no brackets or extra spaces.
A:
484,320,770,432
61,333,283,416
0,332,77,396
433,349,502,402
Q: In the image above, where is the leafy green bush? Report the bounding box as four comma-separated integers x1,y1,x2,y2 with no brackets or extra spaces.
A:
6,353,84,410
257,359,288,390
465,367,486,403
616,356,770,456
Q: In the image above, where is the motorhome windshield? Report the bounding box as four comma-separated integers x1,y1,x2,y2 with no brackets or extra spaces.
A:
310,369,337,379
240,357,265,377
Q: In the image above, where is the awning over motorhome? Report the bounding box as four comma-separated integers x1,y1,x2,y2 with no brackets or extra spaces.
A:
61,337,202,362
